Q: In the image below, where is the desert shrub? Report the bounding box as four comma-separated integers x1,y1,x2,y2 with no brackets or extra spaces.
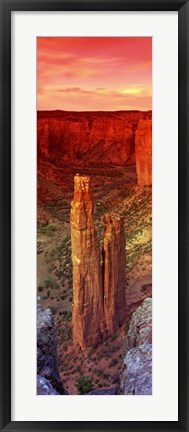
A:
47,289,51,298
38,286,43,292
92,343,98,350
67,328,72,340
42,276,52,288
110,345,119,353
112,374,120,384
103,373,110,380
46,305,55,314
52,281,60,290
41,223,57,236
75,375,93,395
47,201,57,208
108,358,118,368
124,320,129,335
95,368,103,377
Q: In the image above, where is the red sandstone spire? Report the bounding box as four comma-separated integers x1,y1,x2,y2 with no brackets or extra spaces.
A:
103,214,126,335
71,174,107,349
71,175,126,349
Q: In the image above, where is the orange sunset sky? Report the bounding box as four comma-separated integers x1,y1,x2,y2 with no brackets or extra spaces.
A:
37,37,152,111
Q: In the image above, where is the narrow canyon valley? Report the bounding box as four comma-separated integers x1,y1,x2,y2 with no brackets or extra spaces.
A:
37,110,152,395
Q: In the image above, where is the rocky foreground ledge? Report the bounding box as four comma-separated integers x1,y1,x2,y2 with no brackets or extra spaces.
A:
120,298,152,395
37,300,152,396
37,305,68,395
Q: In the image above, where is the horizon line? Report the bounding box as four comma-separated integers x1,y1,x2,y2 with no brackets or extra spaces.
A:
37,108,152,113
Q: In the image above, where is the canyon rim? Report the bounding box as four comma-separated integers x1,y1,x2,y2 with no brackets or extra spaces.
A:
37,37,152,395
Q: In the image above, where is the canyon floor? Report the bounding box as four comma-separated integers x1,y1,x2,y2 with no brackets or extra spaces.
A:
37,163,152,394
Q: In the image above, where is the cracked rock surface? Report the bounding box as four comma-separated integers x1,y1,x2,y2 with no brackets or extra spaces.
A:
120,298,152,395
37,305,67,395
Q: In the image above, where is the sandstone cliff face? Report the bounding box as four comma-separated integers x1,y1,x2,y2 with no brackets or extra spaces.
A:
71,174,107,349
135,119,152,185
120,298,152,395
71,175,126,349
37,305,67,394
103,214,126,335
38,110,151,166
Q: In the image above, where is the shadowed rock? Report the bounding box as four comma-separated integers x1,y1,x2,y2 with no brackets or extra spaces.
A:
103,214,126,335
37,110,151,165
37,375,60,395
89,386,119,395
37,305,67,394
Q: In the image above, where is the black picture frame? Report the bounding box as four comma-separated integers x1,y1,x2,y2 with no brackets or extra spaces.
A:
0,0,188,431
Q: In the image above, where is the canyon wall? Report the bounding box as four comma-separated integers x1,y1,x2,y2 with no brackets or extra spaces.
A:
135,119,152,186
71,174,126,349
38,110,151,166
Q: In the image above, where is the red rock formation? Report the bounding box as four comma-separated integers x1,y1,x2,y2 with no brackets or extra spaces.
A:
38,110,151,166
135,119,152,185
103,215,126,335
71,175,127,348
71,174,107,349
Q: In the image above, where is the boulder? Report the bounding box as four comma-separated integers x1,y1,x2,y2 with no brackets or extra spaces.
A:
120,298,152,395
89,386,119,395
37,305,67,394
37,375,60,395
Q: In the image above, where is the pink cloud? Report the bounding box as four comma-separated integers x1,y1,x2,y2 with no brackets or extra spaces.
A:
37,37,152,111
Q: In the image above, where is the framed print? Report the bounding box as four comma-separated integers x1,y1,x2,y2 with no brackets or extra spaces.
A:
0,0,189,431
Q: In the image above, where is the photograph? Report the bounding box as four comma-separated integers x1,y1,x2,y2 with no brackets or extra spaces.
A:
37,36,152,396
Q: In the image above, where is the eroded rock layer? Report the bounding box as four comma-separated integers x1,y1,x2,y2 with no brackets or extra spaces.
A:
135,119,152,185
71,174,107,349
103,215,126,335
38,110,151,166
71,175,127,349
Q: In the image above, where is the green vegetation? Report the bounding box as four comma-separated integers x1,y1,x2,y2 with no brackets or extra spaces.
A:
42,276,52,288
39,223,57,236
75,375,93,395
124,319,130,335
46,305,55,314
47,201,57,208
108,358,118,368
